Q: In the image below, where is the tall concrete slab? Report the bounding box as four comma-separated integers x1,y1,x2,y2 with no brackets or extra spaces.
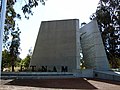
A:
30,19,81,72
80,20,110,70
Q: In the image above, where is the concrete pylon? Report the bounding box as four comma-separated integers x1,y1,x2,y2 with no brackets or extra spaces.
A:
30,19,81,72
80,20,110,70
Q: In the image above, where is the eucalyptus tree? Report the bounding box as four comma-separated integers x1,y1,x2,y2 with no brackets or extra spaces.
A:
90,0,120,68
4,0,45,46
1,0,45,71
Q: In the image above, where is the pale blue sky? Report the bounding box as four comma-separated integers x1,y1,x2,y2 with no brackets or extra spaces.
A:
14,0,99,59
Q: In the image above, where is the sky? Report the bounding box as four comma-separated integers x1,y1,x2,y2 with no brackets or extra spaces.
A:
14,0,100,59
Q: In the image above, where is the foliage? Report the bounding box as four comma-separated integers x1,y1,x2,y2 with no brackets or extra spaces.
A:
2,49,21,71
2,0,46,46
20,48,32,68
0,0,21,71
1,0,46,47
3,0,21,47
9,27,21,71
2,49,11,69
0,0,45,71
2,0,46,50
20,55,31,68
2,0,21,71
22,0,45,19
1,0,46,48
90,0,120,68
1,0,21,55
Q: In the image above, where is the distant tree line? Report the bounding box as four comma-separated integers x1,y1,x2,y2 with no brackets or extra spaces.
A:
2,48,32,71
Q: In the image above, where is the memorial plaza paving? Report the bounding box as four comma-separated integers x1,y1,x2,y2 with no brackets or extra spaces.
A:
0,78,120,90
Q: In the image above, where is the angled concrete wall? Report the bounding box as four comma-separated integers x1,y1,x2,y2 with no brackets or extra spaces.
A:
80,20,110,70
30,19,80,72
30,19,110,72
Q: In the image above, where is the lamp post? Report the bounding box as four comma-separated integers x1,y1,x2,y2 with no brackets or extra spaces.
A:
0,0,7,80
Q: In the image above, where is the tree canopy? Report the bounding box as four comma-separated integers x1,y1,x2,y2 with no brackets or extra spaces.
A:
3,0,45,47
20,48,32,68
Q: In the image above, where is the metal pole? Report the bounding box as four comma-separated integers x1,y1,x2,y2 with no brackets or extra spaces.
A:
0,0,7,81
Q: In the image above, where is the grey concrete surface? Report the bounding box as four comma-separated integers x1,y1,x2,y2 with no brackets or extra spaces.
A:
94,70,120,81
30,19,110,72
30,19,80,72
80,20,110,70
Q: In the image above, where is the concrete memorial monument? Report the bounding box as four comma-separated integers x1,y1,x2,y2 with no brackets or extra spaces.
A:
30,19,109,72
30,19,81,72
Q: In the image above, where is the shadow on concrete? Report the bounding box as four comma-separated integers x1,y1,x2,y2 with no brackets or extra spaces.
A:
87,78,120,85
5,78,97,89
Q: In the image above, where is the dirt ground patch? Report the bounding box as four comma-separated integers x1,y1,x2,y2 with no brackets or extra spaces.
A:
0,78,120,90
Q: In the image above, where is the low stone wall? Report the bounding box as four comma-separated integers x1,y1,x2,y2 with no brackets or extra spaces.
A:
1,69,94,79
1,72,75,79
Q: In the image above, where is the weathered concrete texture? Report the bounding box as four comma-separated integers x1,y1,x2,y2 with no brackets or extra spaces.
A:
80,20,110,70
30,19,80,72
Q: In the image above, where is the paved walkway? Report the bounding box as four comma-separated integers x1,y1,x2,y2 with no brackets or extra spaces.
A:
0,78,120,90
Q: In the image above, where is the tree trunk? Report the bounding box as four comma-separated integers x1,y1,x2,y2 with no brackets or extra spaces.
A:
12,64,14,72
11,56,15,72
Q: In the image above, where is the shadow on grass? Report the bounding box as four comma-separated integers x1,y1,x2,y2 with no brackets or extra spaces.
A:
5,78,97,89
